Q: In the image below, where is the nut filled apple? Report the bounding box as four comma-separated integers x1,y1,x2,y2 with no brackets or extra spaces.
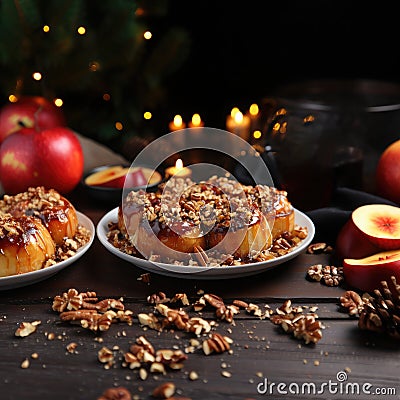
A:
85,165,162,189
108,176,308,266
0,186,91,277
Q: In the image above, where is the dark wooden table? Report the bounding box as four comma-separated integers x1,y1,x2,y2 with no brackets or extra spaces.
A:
1,189,399,400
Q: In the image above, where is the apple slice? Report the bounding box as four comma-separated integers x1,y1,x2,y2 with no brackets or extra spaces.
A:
335,204,400,262
85,166,126,186
85,166,162,189
343,249,400,292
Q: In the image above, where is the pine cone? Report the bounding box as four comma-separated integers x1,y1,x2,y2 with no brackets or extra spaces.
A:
358,276,400,339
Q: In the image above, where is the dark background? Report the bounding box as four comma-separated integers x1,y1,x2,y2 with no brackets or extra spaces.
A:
161,1,400,129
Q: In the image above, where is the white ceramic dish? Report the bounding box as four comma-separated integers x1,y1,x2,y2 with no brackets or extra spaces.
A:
0,212,95,290
97,207,315,280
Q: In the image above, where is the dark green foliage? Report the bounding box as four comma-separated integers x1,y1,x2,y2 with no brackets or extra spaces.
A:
0,0,190,148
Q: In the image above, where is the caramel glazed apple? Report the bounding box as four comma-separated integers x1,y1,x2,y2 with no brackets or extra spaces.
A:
0,187,79,277
117,176,296,265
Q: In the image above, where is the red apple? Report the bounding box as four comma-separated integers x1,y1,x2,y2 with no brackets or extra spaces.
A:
335,218,381,261
335,204,400,261
376,139,400,204
0,126,83,194
0,96,66,144
343,249,400,292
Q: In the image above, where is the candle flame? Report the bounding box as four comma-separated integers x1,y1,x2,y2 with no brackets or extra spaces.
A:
191,113,201,126
234,111,244,124
230,107,240,118
175,158,183,169
173,114,183,127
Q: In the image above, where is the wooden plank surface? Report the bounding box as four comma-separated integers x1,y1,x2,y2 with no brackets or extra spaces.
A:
0,302,399,400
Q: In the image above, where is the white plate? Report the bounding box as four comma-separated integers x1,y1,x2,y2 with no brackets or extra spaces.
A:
97,208,315,280
0,212,95,290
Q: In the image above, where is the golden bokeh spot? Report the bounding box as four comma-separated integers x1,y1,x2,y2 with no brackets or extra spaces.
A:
54,98,63,107
89,61,100,72
253,130,262,139
249,103,259,116
144,111,152,120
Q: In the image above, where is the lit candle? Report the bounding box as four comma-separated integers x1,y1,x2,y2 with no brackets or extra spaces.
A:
188,113,204,128
226,108,250,140
169,114,186,131
165,158,192,179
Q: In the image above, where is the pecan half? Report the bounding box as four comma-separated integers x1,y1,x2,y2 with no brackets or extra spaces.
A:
202,333,232,355
340,290,364,316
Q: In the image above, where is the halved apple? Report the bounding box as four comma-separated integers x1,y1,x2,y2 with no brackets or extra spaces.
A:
335,218,381,262
85,165,126,186
85,166,161,189
335,204,400,262
99,169,147,188
343,249,400,292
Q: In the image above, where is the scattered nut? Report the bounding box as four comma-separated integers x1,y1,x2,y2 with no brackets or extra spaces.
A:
152,382,175,398
15,320,41,337
138,273,151,284
97,386,132,400
66,342,78,354
189,371,199,381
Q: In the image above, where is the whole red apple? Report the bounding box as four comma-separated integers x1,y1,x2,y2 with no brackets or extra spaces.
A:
0,126,83,194
376,139,400,204
0,96,66,144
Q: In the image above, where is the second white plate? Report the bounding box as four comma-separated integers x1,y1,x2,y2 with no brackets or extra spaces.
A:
97,208,315,280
